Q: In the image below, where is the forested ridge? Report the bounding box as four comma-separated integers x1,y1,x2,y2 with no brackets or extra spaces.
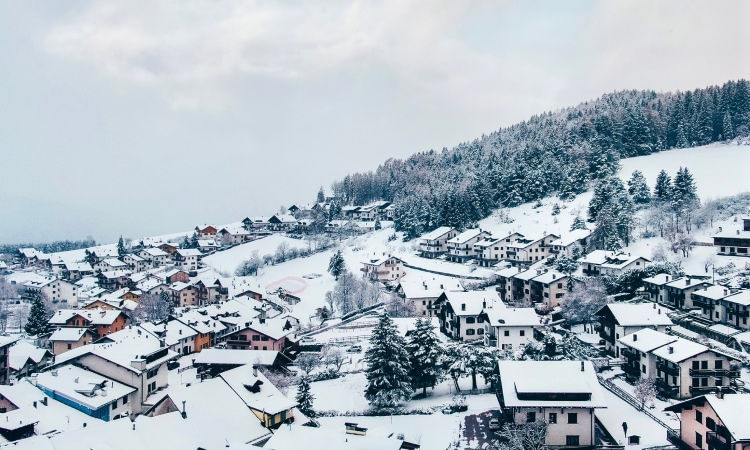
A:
329,80,750,239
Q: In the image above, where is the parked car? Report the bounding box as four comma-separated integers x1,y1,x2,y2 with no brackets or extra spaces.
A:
346,345,362,353
488,418,501,430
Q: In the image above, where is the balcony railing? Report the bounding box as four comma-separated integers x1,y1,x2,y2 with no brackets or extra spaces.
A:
706,431,730,450
688,385,718,395
622,364,642,378
655,379,679,396
656,361,680,377
691,298,713,309
621,347,640,360
688,368,740,378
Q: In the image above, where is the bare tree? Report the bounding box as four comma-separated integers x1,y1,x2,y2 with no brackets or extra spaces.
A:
13,303,29,333
495,421,548,450
295,352,320,375
323,347,346,373
138,291,171,323
560,278,608,332
633,377,657,411
385,292,415,318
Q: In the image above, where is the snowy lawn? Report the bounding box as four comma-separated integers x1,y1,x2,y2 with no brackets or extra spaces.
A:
202,234,313,274
596,388,671,448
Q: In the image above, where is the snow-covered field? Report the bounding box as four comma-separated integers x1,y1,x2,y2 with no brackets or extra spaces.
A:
202,234,313,274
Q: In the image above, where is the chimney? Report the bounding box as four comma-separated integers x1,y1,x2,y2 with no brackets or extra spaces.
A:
580,361,585,372
252,365,258,377
686,278,690,286
51,370,58,377
719,226,723,232
130,359,147,371
668,346,674,354
482,301,486,309
461,303,466,311
41,397,47,406
633,334,638,341
666,276,670,282
737,230,741,235
160,339,166,348
716,390,724,399
653,303,656,309
658,309,661,314
724,289,728,295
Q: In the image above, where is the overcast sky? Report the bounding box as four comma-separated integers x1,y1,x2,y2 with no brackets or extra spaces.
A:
1,0,748,245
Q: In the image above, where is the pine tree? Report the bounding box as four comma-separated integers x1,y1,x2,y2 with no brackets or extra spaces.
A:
570,216,588,232
117,236,126,257
189,232,199,249
722,112,734,140
406,318,444,396
627,170,651,205
295,376,316,418
551,203,561,216
24,291,50,336
327,250,346,280
374,219,382,231
317,187,325,204
653,170,673,203
182,235,190,249
364,311,413,408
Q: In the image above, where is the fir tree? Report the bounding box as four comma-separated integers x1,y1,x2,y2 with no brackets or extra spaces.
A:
189,232,199,249
327,250,346,280
117,236,126,257
551,203,561,216
364,312,413,408
406,318,444,396
653,170,673,203
374,219,382,231
24,291,50,336
182,235,190,249
722,111,734,140
570,216,588,232
295,376,316,419
317,186,326,204
627,170,651,205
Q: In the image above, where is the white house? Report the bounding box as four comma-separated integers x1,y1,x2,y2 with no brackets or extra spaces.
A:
481,307,539,350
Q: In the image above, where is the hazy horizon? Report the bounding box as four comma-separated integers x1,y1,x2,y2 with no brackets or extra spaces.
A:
1,0,748,245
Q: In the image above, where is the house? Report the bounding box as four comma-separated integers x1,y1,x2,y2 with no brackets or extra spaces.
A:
508,267,543,306
219,364,297,428
94,258,129,273
194,278,229,305
497,360,607,448
712,219,750,256
580,250,650,276
528,269,568,309
665,393,750,450
690,284,731,322
48,327,96,355
8,341,52,379
548,229,591,258
218,224,253,245
52,328,178,414
481,307,539,350
473,233,525,267
121,254,149,273
163,268,190,284
17,248,44,267
172,248,201,272
505,233,561,265
22,276,79,308
434,290,497,342
268,214,298,231
446,229,490,263
617,328,679,381
197,239,219,253
35,364,136,421
140,321,199,356
495,266,522,303
194,224,218,239
96,270,132,291
394,277,455,317
665,277,713,309
717,290,750,331
595,303,673,355
0,335,18,385
138,248,169,267
651,337,741,399
360,254,405,282
170,282,199,307
222,314,296,352
62,262,93,282
0,378,100,440
158,242,179,255
192,349,291,377
242,216,272,233
642,273,675,304
48,309,129,339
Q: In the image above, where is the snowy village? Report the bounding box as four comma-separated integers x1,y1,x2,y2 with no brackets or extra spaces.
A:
1,137,750,450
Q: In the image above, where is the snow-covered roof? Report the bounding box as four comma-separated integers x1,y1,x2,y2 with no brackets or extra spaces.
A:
361,254,401,267
142,247,169,257
617,328,677,354
263,423,404,450
8,341,50,371
48,308,124,326
530,269,566,285
691,284,731,300
140,320,198,346
642,273,673,286
447,229,484,244
548,229,591,247
665,277,711,290
36,365,135,410
63,262,93,272
49,327,93,342
98,269,132,279
599,303,673,327
443,290,497,316
219,364,297,415
498,360,607,408
651,337,710,363
512,268,542,281
495,266,521,278
579,250,612,265
711,228,750,239
421,226,455,241
707,323,742,337
175,248,202,257
397,278,453,299
600,253,650,270
473,237,501,249
483,307,539,327
722,290,750,306
666,394,750,440
193,349,284,366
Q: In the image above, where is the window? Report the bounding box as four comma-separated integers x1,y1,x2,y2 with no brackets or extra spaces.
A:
111,400,118,411
715,360,723,369
261,336,269,341
692,378,700,387
477,328,484,335
526,412,536,423
252,335,260,341
122,396,128,404
466,317,475,324
705,417,715,431
557,283,563,289
504,330,510,337
695,432,703,448
477,316,484,323
692,361,700,370
566,436,580,446
67,344,72,350
567,413,578,424
548,413,557,424
466,329,475,336
147,368,158,379
701,378,708,387
701,360,708,369
520,330,525,337
642,364,646,373
695,410,702,424
263,346,268,350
